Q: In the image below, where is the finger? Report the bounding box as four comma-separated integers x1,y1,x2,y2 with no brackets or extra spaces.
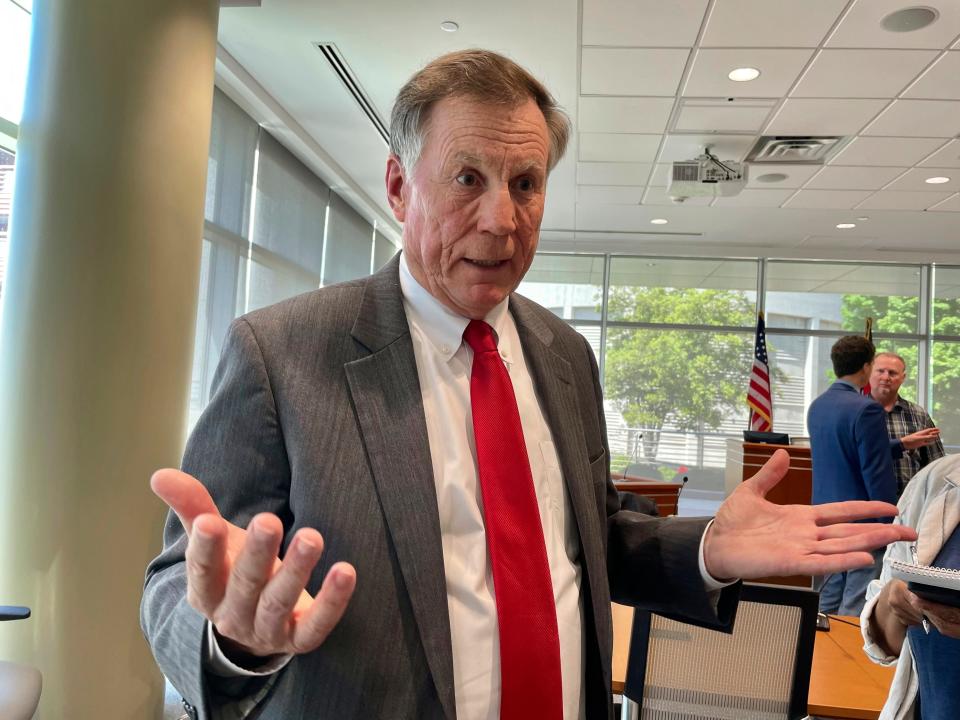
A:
796,551,877,576
214,514,284,645
291,562,357,654
150,468,220,534
184,514,230,616
742,449,790,496
812,524,903,554
812,500,903,526
254,528,325,647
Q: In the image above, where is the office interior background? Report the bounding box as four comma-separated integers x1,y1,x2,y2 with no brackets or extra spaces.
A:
0,0,959,716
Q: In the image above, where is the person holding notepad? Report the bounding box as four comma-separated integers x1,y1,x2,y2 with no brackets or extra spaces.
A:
862,454,960,720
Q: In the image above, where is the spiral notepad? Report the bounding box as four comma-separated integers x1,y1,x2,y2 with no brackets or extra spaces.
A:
890,559,960,608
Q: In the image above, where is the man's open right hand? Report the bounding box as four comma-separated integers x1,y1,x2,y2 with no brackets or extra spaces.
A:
150,468,356,660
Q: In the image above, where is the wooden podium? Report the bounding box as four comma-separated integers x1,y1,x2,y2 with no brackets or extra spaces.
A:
725,440,813,588
612,473,683,516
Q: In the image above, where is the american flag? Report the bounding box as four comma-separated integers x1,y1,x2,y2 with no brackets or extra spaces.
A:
747,312,773,432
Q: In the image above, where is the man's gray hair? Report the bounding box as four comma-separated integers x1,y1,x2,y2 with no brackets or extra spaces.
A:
875,351,908,372
389,49,570,173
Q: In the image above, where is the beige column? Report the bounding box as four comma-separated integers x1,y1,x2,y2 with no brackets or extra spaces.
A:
0,1,219,717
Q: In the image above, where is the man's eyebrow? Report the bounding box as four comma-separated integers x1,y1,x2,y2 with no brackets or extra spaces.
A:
450,153,545,175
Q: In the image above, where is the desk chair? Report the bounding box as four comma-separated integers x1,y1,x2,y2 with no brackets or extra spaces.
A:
0,606,41,720
624,584,818,720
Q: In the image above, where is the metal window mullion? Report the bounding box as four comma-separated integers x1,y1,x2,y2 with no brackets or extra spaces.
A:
919,264,932,408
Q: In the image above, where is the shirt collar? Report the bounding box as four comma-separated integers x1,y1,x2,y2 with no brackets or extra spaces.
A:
398,252,511,363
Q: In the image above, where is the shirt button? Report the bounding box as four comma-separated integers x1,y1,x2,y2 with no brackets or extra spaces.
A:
440,344,450,354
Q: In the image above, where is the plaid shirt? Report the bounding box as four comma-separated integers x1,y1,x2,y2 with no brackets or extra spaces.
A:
884,395,946,495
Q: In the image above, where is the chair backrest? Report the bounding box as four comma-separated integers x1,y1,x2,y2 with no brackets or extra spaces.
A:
624,583,818,720
0,605,41,720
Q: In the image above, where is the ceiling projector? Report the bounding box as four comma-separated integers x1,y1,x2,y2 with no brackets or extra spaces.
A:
667,148,747,203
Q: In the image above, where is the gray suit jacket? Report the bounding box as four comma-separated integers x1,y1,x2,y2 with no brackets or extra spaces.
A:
141,256,735,719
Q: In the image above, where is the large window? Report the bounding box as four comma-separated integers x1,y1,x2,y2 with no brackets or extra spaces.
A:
188,88,397,425
529,253,959,494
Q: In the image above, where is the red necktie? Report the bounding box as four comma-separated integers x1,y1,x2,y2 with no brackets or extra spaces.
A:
463,319,563,720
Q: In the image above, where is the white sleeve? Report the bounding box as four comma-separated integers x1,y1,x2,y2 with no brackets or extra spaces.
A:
698,519,738,592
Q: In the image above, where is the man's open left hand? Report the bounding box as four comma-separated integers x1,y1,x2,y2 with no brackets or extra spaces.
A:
703,449,917,581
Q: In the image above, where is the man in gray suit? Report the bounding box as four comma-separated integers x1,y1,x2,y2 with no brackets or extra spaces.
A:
142,50,915,720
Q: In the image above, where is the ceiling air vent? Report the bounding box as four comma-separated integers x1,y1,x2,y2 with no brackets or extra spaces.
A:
314,42,389,145
746,136,845,164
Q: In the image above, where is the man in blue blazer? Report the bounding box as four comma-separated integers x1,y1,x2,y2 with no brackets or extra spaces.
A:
808,335,898,615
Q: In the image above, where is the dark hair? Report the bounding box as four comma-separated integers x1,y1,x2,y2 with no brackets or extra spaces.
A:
389,49,570,172
831,335,876,377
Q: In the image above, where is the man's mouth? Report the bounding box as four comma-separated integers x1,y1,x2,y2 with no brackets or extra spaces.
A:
465,258,506,268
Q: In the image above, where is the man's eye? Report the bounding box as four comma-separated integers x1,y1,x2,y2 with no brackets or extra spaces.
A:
456,173,478,187
515,177,535,192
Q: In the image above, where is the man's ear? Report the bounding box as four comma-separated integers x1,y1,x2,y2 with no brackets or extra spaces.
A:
385,155,407,223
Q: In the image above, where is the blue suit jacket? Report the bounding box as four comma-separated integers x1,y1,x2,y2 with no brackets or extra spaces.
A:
807,380,897,511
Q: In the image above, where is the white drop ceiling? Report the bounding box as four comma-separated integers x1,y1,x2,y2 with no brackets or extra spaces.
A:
216,0,960,262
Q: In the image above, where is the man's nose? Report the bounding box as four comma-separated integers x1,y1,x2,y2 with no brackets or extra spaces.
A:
477,186,517,237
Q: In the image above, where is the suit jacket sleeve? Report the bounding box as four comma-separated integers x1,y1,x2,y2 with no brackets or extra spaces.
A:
141,317,293,719
577,334,739,630
857,402,898,508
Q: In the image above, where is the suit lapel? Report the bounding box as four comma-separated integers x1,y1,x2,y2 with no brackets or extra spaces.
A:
510,298,609,630
345,259,456,720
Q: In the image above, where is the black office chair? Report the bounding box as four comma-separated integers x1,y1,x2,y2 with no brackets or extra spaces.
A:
0,606,41,720
624,584,818,720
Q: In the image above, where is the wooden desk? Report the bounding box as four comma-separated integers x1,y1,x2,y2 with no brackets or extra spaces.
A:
611,605,894,719
808,616,895,720
612,475,683,516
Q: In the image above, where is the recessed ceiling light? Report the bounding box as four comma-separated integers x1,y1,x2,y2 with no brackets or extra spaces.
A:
836,223,856,229
881,7,939,33
925,176,951,184
728,67,761,82
650,218,669,225
440,20,459,32
756,172,788,183
857,216,869,221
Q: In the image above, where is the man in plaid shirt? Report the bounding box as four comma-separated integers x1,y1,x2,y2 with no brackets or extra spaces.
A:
870,351,945,495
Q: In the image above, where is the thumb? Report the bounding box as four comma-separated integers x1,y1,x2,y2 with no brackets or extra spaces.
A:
742,448,790,497
150,468,221,534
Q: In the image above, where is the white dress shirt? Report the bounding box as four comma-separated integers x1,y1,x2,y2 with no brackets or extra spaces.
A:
398,255,585,720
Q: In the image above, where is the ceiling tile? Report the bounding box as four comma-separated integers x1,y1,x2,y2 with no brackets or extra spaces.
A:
792,49,937,98
577,162,653,186
920,140,960,168
884,167,960,192
928,193,960,211
765,98,888,135
905,52,960,99
656,134,756,163
578,96,675,133
578,133,662,163
863,99,960,137
581,48,689,96
683,48,814,98
649,163,672,186
582,0,709,46
783,189,873,209
804,165,906,190
746,163,821,188
576,185,646,204
856,190,954,210
712,188,795,207
830,136,947,166
673,99,774,133
827,0,960,49
701,0,846,47
641,187,714,205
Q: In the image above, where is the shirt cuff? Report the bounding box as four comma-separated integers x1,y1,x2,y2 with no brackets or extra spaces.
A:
699,519,737,592
204,621,293,678
860,580,899,666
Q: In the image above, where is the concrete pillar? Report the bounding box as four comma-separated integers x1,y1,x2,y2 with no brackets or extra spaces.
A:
0,1,219,716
